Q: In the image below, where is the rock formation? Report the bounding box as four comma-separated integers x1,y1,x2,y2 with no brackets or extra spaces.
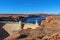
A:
4,16,60,40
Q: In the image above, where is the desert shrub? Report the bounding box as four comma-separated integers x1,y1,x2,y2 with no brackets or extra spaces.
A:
44,38,48,40
39,27,44,31
32,38,36,40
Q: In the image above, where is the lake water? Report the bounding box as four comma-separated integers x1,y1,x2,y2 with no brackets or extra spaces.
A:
24,16,46,24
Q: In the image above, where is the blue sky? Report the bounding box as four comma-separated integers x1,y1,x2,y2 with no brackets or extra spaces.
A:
0,0,60,14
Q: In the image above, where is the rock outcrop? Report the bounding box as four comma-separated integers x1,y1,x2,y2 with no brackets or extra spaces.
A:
4,28,31,40
39,16,60,40
40,16,60,29
4,16,60,40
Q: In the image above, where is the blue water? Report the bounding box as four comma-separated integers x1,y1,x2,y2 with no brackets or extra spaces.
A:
24,16,46,24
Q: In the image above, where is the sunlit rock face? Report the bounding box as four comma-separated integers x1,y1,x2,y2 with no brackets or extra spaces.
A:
4,16,60,40
46,16,53,22
40,16,60,29
3,22,21,35
37,16,60,40
4,28,31,40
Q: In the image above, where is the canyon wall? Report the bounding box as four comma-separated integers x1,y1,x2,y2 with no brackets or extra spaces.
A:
4,16,60,40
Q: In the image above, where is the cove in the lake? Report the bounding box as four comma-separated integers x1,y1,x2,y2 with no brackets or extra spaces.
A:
24,16,46,25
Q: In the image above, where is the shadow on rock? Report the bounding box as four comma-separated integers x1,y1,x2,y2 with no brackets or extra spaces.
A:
17,34,28,39
0,23,9,40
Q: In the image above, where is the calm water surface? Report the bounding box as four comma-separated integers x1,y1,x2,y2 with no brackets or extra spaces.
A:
24,16,46,24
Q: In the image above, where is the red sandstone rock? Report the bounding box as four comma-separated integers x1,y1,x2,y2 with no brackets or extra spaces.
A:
46,16,53,23
4,16,60,40
4,32,20,40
